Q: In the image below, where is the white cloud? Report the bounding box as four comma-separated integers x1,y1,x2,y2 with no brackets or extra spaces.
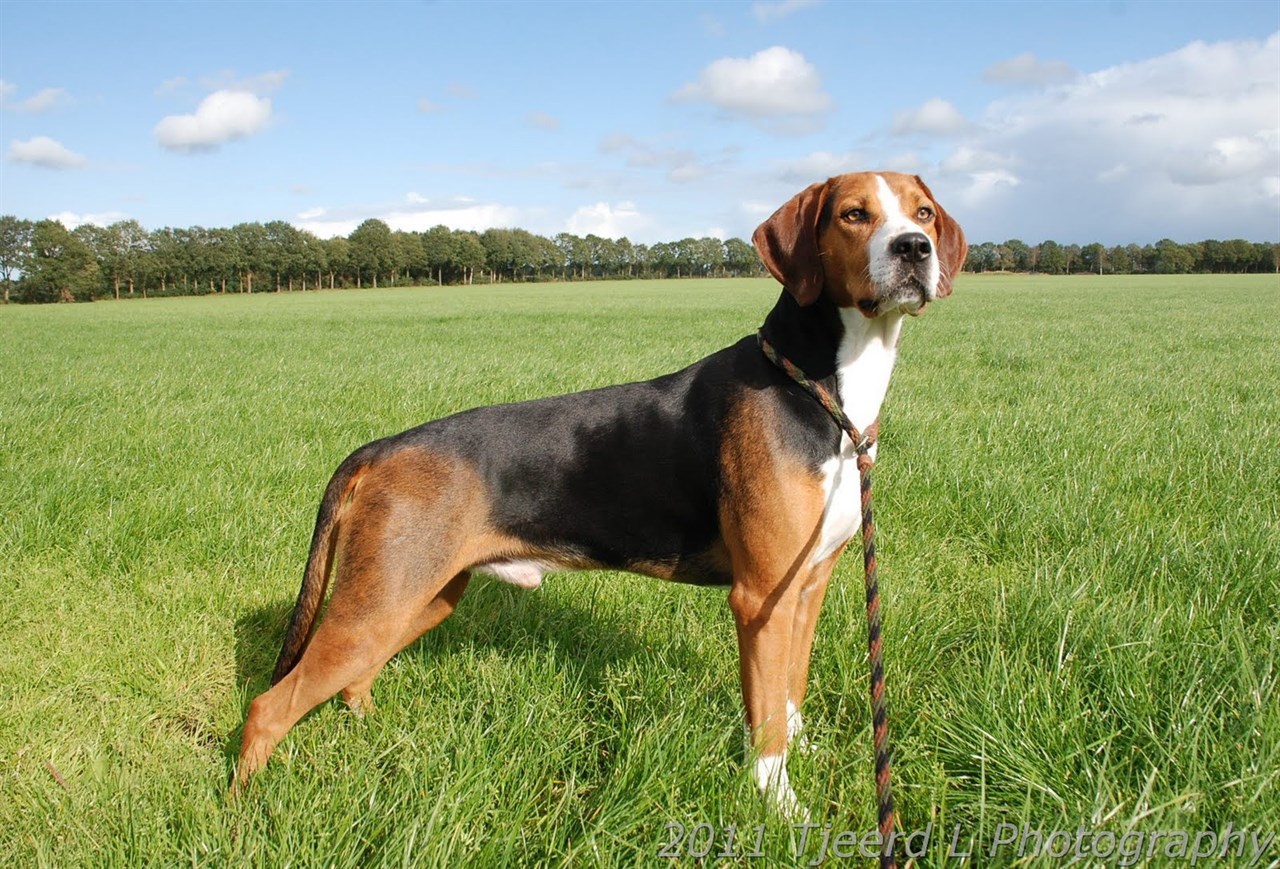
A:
154,90,272,152
527,111,559,131
296,202,526,238
7,136,87,169
701,14,725,37
939,146,1015,174
752,0,819,24
1097,163,1130,182
0,82,73,113
155,76,189,96
674,46,831,121
952,171,1021,208
197,69,289,95
984,52,1077,86
1166,134,1275,185
405,192,429,204
566,201,649,238
17,87,71,112
881,152,924,173
600,133,722,183
775,150,867,183
891,98,971,137
939,31,1280,242
48,210,128,228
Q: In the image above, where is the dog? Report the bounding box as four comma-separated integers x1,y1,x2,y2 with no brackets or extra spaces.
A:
235,171,966,814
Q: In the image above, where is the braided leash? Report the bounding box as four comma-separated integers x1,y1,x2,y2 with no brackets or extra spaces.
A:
758,331,897,869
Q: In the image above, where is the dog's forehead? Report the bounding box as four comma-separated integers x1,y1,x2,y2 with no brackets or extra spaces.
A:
829,172,930,213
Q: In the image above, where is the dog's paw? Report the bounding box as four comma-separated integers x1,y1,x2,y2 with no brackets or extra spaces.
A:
754,754,810,821
786,702,818,755
766,783,811,823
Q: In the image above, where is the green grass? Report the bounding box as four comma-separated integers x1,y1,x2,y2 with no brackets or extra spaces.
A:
2,275,1277,866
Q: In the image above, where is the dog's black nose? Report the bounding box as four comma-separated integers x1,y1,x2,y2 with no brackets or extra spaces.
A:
890,232,932,262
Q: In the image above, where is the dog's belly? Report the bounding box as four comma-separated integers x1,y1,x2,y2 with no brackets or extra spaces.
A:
473,559,551,589
813,449,864,564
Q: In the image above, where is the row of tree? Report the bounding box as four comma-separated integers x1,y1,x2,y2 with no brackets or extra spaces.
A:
0,216,763,304
1,214,1275,304
963,238,1278,275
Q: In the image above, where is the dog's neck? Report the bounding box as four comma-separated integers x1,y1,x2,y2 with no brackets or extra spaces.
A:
760,291,905,437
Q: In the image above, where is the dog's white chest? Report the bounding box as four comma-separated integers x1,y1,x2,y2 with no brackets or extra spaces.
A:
811,310,899,565
814,446,868,563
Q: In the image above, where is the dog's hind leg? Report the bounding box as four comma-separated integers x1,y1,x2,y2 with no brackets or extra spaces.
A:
340,570,472,714
236,449,484,788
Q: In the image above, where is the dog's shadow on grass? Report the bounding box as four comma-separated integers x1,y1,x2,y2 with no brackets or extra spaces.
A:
228,577,710,768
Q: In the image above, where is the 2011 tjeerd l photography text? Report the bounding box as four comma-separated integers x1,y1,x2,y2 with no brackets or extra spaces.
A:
659,820,1276,865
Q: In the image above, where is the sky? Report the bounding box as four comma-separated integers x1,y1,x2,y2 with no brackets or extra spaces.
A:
1,0,1278,247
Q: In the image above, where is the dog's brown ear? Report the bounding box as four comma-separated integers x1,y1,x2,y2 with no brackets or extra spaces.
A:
914,175,967,298
752,179,831,306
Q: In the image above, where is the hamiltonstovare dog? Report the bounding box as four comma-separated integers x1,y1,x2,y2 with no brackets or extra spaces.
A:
235,171,967,813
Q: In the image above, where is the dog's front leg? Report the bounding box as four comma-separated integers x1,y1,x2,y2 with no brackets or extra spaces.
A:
730,581,805,819
786,550,841,754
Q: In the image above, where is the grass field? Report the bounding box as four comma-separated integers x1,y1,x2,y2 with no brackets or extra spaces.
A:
2,274,1277,866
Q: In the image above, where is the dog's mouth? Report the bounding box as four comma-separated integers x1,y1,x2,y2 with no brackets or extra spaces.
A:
858,276,932,317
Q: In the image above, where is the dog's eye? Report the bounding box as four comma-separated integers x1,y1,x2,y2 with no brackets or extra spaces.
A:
842,208,869,223
916,206,934,221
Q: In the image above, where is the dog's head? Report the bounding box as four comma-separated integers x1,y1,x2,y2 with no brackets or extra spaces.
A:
752,171,967,317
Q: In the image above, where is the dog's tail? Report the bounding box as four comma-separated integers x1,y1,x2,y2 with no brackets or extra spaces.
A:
270,450,370,685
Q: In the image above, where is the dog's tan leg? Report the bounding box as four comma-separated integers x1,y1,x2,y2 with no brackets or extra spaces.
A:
784,549,841,751
237,571,472,785
730,577,806,818
341,570,472,714
237,599,411,786
236,452,487,788
719,414,830,817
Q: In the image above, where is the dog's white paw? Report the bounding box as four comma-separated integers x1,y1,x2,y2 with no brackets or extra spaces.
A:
754,754,810,822
786,701,817,755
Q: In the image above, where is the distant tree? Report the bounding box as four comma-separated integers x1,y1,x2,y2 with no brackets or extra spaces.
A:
673,238,700,277
301,231,327,290
420,225,454,285
20,219,100,302
965,241,997,273
1107,245,1132,274
452,231,486,285
1004,239,1032,272
1063,243,1081,275
72,223,112,297
260,221,306,291
480,228,527,282
390,231,419,284
1038,240,1066,275
533,233,562,279
724,237,758,276
323,236,350,289
1153,239,1194,274
348,219,394,288
0,215,34,303
204,227,238,293
554,232,589,280
1080,242,1106,275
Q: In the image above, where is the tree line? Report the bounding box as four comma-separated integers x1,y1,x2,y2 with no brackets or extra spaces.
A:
0,215,763,304
0,213,1275,304
963,238,1278,276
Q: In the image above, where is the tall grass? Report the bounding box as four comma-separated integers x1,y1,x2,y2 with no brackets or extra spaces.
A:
2,275,1276,866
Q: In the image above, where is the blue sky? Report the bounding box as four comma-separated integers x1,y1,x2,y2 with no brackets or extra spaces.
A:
2,0,1277,246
